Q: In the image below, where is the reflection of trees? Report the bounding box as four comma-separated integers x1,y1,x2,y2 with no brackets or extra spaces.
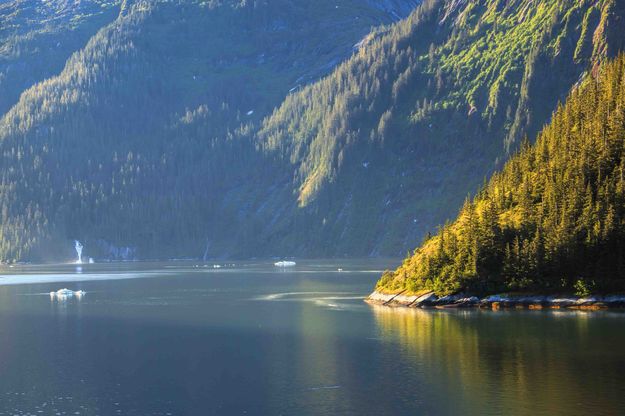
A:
371,306,624,415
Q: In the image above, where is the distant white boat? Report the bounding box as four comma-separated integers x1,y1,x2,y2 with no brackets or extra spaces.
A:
50,288,85,298
275,261,296,267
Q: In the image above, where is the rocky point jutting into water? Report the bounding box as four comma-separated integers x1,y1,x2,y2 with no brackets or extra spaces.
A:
366,290,625,311
372,54,625,302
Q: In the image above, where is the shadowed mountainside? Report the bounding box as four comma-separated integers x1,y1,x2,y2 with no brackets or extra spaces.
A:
0,0,624,262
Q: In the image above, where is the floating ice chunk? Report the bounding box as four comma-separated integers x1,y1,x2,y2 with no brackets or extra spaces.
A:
49,288,85,299
246,110,254,116
88,258,95,264
274,261,296,267
213,264,222,268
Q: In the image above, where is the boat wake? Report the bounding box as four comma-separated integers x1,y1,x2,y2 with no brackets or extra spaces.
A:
256,291,352,301
255,291,364,310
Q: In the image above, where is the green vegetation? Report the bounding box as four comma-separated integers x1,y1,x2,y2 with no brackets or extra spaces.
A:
0,0,624,262
256,0,625,256
377,54,625,296
0,0,411,261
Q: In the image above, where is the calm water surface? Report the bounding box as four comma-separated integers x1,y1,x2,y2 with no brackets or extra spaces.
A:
0,259,624,415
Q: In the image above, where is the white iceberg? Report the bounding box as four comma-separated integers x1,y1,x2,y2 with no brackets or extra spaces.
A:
49,288,85,298
274,261,296,267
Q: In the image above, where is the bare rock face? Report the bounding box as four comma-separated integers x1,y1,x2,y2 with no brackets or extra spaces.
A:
366,0,422,20
412,292,437,306
365,290,436,307
366,291,399,304
439,0,468,24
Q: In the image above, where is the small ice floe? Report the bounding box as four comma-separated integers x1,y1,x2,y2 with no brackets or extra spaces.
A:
213,264,222,268
49,288,85,299
274,261,296,267
337,268,343,272
88,257,95,264
246,110,254,116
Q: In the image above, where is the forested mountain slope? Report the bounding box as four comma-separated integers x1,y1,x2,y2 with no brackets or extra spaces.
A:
0,0,121,115
254,0,625,257
377,54,625,296
1,0,624,262
0,0,418,261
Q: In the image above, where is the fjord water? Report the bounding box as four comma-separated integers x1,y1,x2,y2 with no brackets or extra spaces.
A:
0,261,624,416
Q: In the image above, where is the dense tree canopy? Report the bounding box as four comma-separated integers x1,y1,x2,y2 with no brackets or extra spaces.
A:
378,54,625,296
256,0,625,255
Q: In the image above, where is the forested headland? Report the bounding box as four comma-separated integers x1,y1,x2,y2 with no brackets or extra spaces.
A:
377,54,625,297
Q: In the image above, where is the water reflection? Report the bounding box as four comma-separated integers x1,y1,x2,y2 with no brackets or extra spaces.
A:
371,306,625,415
0,260,624,415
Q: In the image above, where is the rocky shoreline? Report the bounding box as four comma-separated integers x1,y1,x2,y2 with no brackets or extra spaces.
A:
365,290,625,311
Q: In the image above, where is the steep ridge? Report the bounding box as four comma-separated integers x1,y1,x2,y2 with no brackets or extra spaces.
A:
376,54,625,296
252,0,625,257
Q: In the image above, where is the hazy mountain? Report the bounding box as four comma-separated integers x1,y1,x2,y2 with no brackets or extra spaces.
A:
0,0,419,261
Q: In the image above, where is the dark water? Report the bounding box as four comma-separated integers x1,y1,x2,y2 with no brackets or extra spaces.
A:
0,260,624,416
